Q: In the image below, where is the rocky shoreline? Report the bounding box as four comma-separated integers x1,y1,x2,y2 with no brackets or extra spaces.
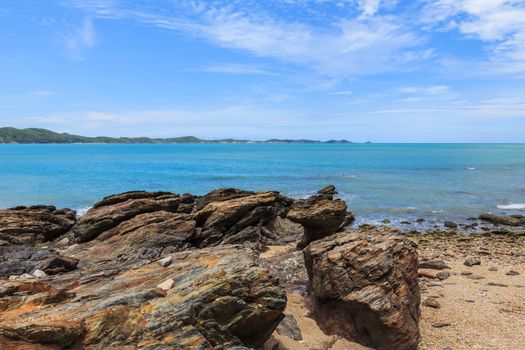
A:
0,186,523,349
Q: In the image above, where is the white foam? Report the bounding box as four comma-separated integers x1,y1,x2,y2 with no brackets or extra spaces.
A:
497,203,525,210
76,206,92,217
467,167,475,170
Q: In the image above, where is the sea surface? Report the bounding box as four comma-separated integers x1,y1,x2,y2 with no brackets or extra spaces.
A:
1,143,524,226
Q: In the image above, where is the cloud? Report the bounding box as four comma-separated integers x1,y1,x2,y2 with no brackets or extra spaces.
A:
399,85,450,95
64,1,427,77
58,16,95,59
421,0,525,74
194,64,274,75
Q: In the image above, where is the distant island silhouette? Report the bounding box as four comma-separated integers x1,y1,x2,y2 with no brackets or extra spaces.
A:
0,127,355,144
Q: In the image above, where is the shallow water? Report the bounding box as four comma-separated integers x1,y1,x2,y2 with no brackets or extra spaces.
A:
1,143,524,224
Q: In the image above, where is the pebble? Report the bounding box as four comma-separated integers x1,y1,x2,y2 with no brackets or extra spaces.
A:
20,273,34,279
464,257,481,267
488,266,498,271
158,256,172,267
436,271,451,280
460,271,473,276
419,260,450,270
444,221,458,229
486,282,508,287
157,278,174,291
465,274,484,280
432,322,451,328
32,269,47,278
423,297,441,309
506,270,519,276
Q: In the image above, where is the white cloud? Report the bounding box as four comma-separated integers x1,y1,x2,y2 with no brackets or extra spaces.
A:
399,85,450,95
422,0,525,74
59,16,95,59
356,0,381,16
194,64,274,75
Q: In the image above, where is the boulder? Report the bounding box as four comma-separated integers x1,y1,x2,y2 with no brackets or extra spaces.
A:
0,206,76,245
479,213,525,227
287,199,347,248
72,191,184,243
0,246,286,349
303,231,420,350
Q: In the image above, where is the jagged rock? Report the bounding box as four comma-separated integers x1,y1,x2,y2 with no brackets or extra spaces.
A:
422,297,441,309
38,255,79,275
0,244,53,276
288,199,347,248
72,191,182,243
158,256,172,267
464,257,481,267
479,213,525,227
303,231,420,350
276,314,302,340
0,246,286,349
194,188,254,211
0,206,76,245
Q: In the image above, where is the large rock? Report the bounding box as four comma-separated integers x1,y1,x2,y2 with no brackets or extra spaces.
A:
287,198,347,248
72,191,183,243
479,213,525,227
0,205,76,245
303,231,420,350
0,246,286,349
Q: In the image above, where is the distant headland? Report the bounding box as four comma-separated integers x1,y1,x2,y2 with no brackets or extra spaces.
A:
0,127,354,144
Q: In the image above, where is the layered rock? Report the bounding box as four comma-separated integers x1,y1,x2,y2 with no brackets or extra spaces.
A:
0,205,76,245
479,213,525,227
303,231,420,350
0,246,286,350
287,197,348,248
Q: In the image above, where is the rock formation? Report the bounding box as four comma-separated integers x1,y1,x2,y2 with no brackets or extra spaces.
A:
479,213,525,227
0,246,286,349
0,205,76,245
303,231,420,350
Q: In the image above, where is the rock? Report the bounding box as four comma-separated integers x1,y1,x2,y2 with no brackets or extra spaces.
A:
303,231,420,350
32,269,47,278
400,221,412,225
436,271,451,280
194,188,254,211
419,260,450,270
276,314,302,340
382,219,391,224
432,322,451,328
488,266,498,271
157,278,175,290
315,184,337,200
460,271,472,276
20,273,34,279
158,256,172,267
0,244,53,277
38,255,79,275
287,198,347,248
0,205,76,245
416,218,426,223
465,274,484,280
479,213,525,227
506,270,520,276
422,297,441,309
486,282,508,287
0,246,286,349
444,221,458,229
464,257,481,267
72,191,181,242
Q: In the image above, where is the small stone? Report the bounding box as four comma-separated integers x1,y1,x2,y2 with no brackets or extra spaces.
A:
382,219,391,224
444,221,458,229
33,269,47,278
506,270,520,276
432,322,451,328
400,221,412,225
464,257,481,267
158,256,172,267
488,266,498,272
487,282,508,287
8,275,18,280
57,237,70,246
436,271,451,280
423,297,441,309
460,271,473,276
20,273,34,279
419,260,450,270
465,274,484,280
157,278,174,291
416,218,426,223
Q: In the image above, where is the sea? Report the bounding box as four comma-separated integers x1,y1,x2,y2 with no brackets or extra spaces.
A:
1,143,524,227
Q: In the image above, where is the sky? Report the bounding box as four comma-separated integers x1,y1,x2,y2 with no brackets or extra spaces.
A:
1,0,525,142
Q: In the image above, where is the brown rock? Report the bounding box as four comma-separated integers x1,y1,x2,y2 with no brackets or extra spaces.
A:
422,297,441,309
38,255,79,275
288,198,347,248
479,213,525,227
303,231,420,350
0,206,76,245
464,257,481,267
0,246,286,349
418,260,450,270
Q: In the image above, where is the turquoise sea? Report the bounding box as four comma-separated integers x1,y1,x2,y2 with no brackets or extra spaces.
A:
1,144,524,226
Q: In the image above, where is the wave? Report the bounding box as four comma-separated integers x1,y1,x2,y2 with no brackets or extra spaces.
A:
497,203,525,210
467,167,475,170
76,206,92,217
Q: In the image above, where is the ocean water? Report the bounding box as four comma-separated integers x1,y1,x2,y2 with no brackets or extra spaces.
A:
1,143,524,225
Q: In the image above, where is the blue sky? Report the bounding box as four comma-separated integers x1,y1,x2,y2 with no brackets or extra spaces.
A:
1,0,525,142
